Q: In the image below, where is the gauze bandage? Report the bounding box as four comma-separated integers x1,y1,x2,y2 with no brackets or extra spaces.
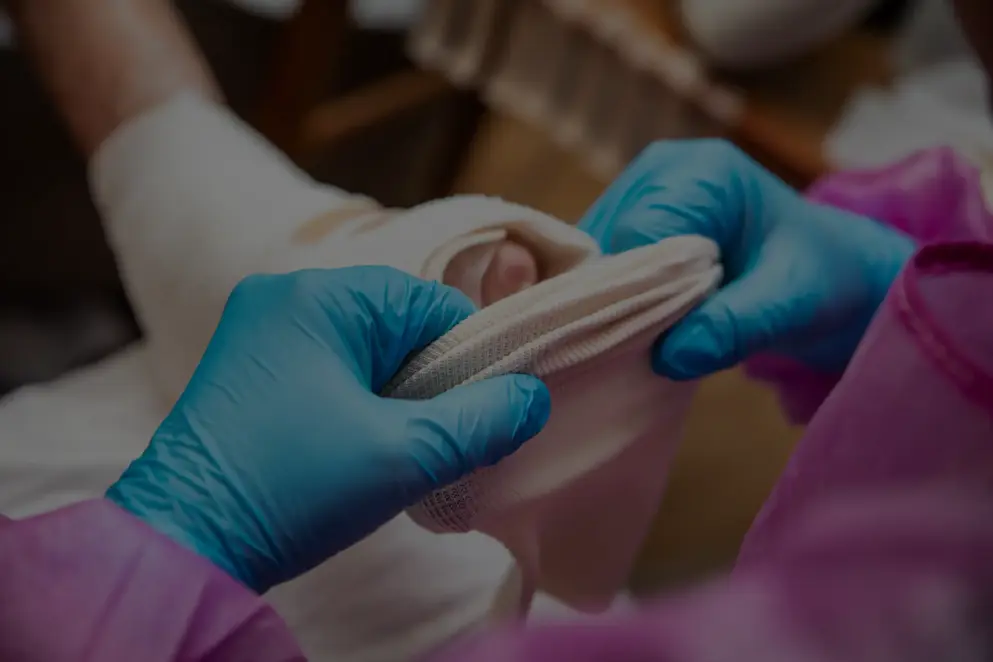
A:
384,236,723,617
283,195,602,295
92,95,599,404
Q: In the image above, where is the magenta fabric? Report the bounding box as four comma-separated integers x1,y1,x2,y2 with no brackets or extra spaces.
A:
429,239,993,661
746,146,993,423
428,152,993,661
806,146,993,243
0,499,304,661
739,241,993,564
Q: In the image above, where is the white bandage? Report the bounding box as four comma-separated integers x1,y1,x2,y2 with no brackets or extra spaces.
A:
386,237,722,615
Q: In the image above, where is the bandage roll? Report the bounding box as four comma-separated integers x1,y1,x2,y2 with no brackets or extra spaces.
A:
385,235,722,615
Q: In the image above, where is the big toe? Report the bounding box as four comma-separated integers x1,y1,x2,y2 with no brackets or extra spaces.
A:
444,240,539,307
481,241,539,305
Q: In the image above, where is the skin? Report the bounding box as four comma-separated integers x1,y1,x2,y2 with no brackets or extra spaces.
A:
447,242,540,306
5,0,540,304
6,0,222,156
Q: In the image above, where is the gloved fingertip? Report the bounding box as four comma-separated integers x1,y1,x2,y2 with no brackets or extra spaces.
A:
429,281,479,326
429,374,550,470
653,320,729,380
608,222,661,255
508,374,551,446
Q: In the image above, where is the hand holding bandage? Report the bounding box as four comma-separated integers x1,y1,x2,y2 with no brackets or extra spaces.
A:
387,234,721,617
581,139,916,380
107,267,551,594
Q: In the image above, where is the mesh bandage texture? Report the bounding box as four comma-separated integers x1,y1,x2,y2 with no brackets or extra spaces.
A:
384,235,722,614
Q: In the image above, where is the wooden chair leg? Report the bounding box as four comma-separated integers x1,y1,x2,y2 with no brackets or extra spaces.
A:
252,0,483,201
295,68,454,163
423,91,486,199
253,0,350,159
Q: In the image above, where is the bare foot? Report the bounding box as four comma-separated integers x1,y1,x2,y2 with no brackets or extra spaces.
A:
444,240,540,307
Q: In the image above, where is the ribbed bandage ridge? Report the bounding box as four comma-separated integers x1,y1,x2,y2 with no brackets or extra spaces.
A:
383,235,722,532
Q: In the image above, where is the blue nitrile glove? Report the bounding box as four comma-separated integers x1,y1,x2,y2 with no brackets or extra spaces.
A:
580,139,916,379
107,266,550,593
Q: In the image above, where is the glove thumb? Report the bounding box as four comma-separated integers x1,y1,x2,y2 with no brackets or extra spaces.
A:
654,255,817,380
406,374,551,491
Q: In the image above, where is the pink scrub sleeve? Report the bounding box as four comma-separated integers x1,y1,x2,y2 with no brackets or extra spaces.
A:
746,146,993,423
427,152,993,661
429,239,993,661
0,499,305,661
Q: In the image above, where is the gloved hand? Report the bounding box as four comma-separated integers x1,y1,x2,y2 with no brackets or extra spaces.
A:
580,139,916,379
107,267,550,593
